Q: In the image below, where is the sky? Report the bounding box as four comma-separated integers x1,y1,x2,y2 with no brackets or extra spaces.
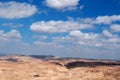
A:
0,0,120,60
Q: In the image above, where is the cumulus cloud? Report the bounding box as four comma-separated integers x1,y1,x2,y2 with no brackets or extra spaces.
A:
0,15,119,59
30,20,92,33
0,1,37,19
30,15,120,50
32,31,120,59
68,30,100,47
103,30,113,37
110,24,120,32
76,15,120,25
1,23,23,29
69,30,98,39
32,39,120,59
69,30,82,37
95,15,120,24
0,30,21,41
30,15,120,33
106,38,120,43
45,0,79,10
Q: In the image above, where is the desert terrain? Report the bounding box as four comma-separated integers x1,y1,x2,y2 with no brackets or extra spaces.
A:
0,55,120,80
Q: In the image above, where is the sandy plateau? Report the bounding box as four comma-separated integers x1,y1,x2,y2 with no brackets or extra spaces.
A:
0,55,120,80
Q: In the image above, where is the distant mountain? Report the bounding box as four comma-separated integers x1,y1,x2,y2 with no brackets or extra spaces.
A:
30,55,61,60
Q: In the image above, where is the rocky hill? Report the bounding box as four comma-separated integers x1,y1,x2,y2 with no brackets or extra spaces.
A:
0,55,120,80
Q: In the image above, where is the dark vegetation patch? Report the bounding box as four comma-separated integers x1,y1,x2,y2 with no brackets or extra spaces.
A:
6,58,18,62
65,61,120,69
51,62,63,66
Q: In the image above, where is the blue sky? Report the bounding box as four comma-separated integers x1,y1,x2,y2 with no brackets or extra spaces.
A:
0,0,120,60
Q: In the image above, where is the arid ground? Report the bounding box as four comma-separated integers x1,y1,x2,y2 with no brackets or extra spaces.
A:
0,55,120,80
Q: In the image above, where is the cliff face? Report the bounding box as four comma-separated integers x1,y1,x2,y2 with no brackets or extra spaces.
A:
0,55,120,80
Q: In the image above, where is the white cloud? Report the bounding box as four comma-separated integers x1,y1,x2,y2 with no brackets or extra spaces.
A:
0,30,21,41
69,30,98,39
30,15,120,52
75,15,120,25
68,30,100,47
45,0,79,10
95,43,102,47
95,15,120,24
78,18,94,24
69,30,82,37
103,30,113,37
0,1,37,19
32,33,120,59
68,31,120,49
1,22,23,29
30,20,92,33
110,24,120,32
107,38,120,43
0,15,120,60
30,15,120,33
0,30,119,60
